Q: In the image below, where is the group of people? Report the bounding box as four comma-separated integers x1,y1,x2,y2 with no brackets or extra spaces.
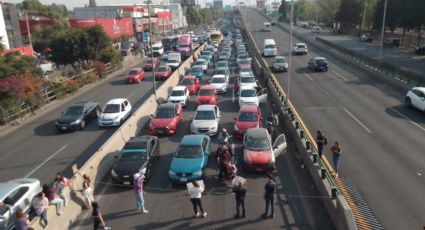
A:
316,130,343,177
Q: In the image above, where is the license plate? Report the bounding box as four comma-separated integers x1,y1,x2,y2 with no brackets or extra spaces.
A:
123,181,130,185
180,178,187,182
158,130,163,134
62,127,67,130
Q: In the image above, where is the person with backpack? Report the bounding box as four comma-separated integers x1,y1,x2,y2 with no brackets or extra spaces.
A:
316,130,327,158
262,175,277,219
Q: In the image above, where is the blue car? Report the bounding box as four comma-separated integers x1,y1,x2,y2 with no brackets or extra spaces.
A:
169,135,211,183
190,65,205,80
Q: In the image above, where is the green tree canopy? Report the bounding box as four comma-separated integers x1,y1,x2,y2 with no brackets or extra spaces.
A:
336,0,362,27
0,52,42,79
278,0,288,21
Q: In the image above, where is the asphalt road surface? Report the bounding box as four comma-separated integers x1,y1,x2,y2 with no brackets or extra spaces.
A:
244,8,425,229
72,50,333,230
0,57,162,184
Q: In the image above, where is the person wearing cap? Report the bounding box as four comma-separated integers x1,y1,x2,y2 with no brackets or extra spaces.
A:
262,175,277,218
133,173,148,213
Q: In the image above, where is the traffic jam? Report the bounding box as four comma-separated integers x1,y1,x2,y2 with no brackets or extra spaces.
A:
109,26,288,187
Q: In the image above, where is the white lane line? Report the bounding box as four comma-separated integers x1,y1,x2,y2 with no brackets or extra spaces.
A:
304,72,314,81
232,86,235,102
24,143,69,178
341,107,372,134
388,107,425,132
332,71,349,82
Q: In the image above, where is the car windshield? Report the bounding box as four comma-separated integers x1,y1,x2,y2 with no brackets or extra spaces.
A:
155,107,175,118
153,47,161,50
120,149,147,160
194,110,215,120
239,60,250,64
171,90,185,96
64,106,84,116
215,70,227,75
316,59,327,64
241,89,257,97
175,145,203,158
196,61,206,65
297,45,306,48
238,112,258,121
157,66,168,72
246,137,271,151
241,77,256,83
199,89,213,96
276,58,287,64
191,67,202,72
128,70,139,75
168,60,178,63
211,77,225,83
240,68,251,73
181,78,194,85
265,44,276,49
102,104,120,113
217,62,228,67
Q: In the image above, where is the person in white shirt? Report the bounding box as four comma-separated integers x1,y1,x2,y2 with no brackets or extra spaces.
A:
32,192,49,227
187,180,207,218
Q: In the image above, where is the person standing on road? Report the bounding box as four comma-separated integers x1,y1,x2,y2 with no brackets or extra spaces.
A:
232,181,247,218
187,180,207,218
316,130,327,158
133,173,148,213
331,142,342,177
32,192,49,228
262,175,276,219
92,202,110,230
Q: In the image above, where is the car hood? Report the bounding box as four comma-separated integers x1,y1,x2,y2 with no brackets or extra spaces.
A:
58,114,81,123
192,119,216,128
99,113,119,120
274,63,288,68
169,96,186,101
197,95,213,101
245,149,273,164
240,82,257,88
113,159,147,177
156,71,168,76
179,47,190,52
211,83,226,88
236,120,258,130
151,118,175,128
170,157,204,173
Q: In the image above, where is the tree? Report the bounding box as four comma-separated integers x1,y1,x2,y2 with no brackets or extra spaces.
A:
277,0,288,21
0,52,42,79
373,0,402,33
98,47,121,64
336,0,362,28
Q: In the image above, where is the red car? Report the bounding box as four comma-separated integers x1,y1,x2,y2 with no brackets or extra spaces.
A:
143,58,160,71
149,102,183,135
155,65,172,80
196,85,217,105
234,105,262,139
125,68,145,83
180,75,200,95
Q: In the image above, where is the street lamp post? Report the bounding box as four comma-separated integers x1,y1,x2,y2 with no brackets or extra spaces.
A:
361,2,368,34
146,0,158,102
287,0,294,101
379,0,388,60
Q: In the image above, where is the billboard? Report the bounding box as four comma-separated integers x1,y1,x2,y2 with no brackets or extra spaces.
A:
70,18,134,40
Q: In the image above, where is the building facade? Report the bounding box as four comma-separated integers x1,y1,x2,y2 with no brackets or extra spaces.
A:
1,2,23,49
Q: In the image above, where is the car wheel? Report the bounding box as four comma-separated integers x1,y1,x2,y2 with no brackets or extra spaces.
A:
79,120,86,130
119,119,123,125
405,97,412,107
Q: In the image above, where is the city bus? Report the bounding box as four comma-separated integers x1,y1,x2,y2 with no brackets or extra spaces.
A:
210,30,223,44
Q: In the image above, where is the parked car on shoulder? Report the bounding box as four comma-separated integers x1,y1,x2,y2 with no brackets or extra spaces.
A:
360,33,373,42
125,68,145,83
405,87,425,111
98,98,132,127
55,101,101,132
111,135,159,184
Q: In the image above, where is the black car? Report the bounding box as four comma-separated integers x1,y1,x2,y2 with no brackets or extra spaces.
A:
55,101,101,132
308,57,328,72
111,135,159,184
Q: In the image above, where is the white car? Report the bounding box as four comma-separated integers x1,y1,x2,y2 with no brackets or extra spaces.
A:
98,98,132,127
239,72,258,89
0,178,42,230
210,75,229,94
405,87,425,111
293,43,308,55
194,58,208,72
191,105,221,136
168,86,190,107
239,86,267,107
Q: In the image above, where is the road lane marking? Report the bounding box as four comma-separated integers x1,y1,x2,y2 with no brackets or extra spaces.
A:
388,107,425,132
332,71,349,82
341,107,372,134
304,72,314,81
24,143,69,178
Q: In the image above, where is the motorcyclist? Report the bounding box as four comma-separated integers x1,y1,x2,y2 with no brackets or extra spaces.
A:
216,128,232,158
218,146,232,180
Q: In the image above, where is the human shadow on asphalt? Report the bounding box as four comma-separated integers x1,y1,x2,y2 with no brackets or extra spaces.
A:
385,105,425,124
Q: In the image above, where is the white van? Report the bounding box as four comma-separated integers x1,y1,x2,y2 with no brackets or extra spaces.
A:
263,39,277,57
263,22,272,32
152,42,164,56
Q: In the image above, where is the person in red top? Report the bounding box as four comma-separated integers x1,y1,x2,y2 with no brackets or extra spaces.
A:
218,147,232,180
42,184,64,215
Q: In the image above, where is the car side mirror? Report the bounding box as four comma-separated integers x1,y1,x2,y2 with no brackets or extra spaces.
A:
421,97,425,101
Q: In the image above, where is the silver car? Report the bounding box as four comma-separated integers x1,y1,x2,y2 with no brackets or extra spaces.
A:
191,105,221,136
0,178,42,230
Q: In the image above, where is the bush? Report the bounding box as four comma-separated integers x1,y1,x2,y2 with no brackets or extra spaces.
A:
48,77,79,97
97,46,121,65
79,71,100,85
92,61,106,78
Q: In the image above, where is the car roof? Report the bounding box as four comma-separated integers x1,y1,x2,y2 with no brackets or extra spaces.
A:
158,102,177,109
183,75,196,80
180,135,209,145
200,85,215,90
412,87,425,92
172,86,186,91
106,98,127,104
296,42,306,46
313,57,326,60
128,135,156,143
240,105,258,112
0,178,39,199
275,56,287,60
197,104,215,111
212,74,226,78
158,65,168,68
192,65,203,69
240,85,256,90
246,128,269,138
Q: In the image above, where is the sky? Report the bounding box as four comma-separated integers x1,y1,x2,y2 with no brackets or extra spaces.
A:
3,0,256,9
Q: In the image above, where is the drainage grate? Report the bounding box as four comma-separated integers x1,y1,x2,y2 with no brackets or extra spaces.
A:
335,177,384,230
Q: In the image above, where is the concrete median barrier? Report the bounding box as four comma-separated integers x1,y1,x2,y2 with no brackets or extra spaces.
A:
29,42,207,230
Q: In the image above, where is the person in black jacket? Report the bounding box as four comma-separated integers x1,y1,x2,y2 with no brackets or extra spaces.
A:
232,182,247,218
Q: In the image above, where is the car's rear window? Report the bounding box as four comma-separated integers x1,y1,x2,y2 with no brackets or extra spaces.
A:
175,145,202,158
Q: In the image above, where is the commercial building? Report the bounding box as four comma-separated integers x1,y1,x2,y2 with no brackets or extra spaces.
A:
19,13,54,36
0,2,23,49
213,0,223,8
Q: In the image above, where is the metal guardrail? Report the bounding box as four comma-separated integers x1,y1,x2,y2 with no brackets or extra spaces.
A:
236,10,340,198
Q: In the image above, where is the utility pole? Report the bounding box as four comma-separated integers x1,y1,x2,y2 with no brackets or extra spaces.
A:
287,0,294,101
361,2,367,33
25,12,33,56
146,0,157,102
379,0,387,60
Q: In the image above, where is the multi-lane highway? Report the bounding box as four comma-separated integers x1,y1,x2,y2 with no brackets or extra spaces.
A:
0,58,162,183
72,38,333,229
244,8,425,229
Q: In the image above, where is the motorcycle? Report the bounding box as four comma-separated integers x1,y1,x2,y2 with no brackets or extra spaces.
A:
216,132,232,157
